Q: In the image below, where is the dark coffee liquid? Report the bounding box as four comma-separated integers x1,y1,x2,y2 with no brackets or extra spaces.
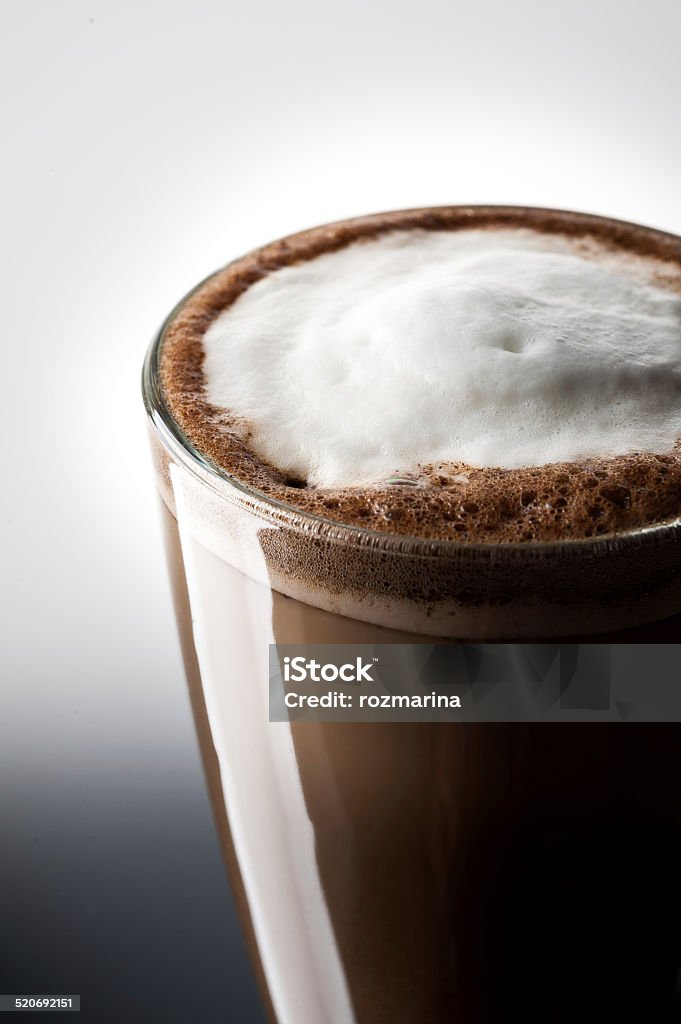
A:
163,503,681,1022
287,720,681,1022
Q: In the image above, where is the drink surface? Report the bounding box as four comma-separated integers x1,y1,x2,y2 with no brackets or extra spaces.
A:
159,207,681,544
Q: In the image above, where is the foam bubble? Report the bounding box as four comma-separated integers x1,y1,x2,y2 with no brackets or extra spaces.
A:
202,229,681,488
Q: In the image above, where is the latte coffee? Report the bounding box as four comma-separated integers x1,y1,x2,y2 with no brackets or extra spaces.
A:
144,207,681,1022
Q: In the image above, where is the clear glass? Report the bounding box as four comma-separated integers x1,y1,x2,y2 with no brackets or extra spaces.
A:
143,207,681,1022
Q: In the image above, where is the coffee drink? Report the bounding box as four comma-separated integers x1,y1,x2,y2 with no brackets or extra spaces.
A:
145,207,681,1022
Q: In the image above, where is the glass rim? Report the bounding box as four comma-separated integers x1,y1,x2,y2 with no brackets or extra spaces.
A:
141,203,681,561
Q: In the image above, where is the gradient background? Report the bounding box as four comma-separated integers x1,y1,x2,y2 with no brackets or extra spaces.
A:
2,1,681,1021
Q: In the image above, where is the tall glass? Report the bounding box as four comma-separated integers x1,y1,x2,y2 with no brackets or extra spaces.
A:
143,210,681,1023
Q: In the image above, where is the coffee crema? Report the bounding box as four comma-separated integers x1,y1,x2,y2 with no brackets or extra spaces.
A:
159,207,681,543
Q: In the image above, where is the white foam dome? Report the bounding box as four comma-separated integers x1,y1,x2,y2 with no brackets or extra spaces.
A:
203,229,681,488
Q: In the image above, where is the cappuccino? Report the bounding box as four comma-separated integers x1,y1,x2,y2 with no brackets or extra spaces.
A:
145,207,681,1023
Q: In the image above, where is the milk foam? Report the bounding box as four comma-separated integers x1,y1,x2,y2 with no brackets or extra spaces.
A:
203,229,681,488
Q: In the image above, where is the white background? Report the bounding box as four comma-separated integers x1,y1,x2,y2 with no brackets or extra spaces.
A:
2,0,680,864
